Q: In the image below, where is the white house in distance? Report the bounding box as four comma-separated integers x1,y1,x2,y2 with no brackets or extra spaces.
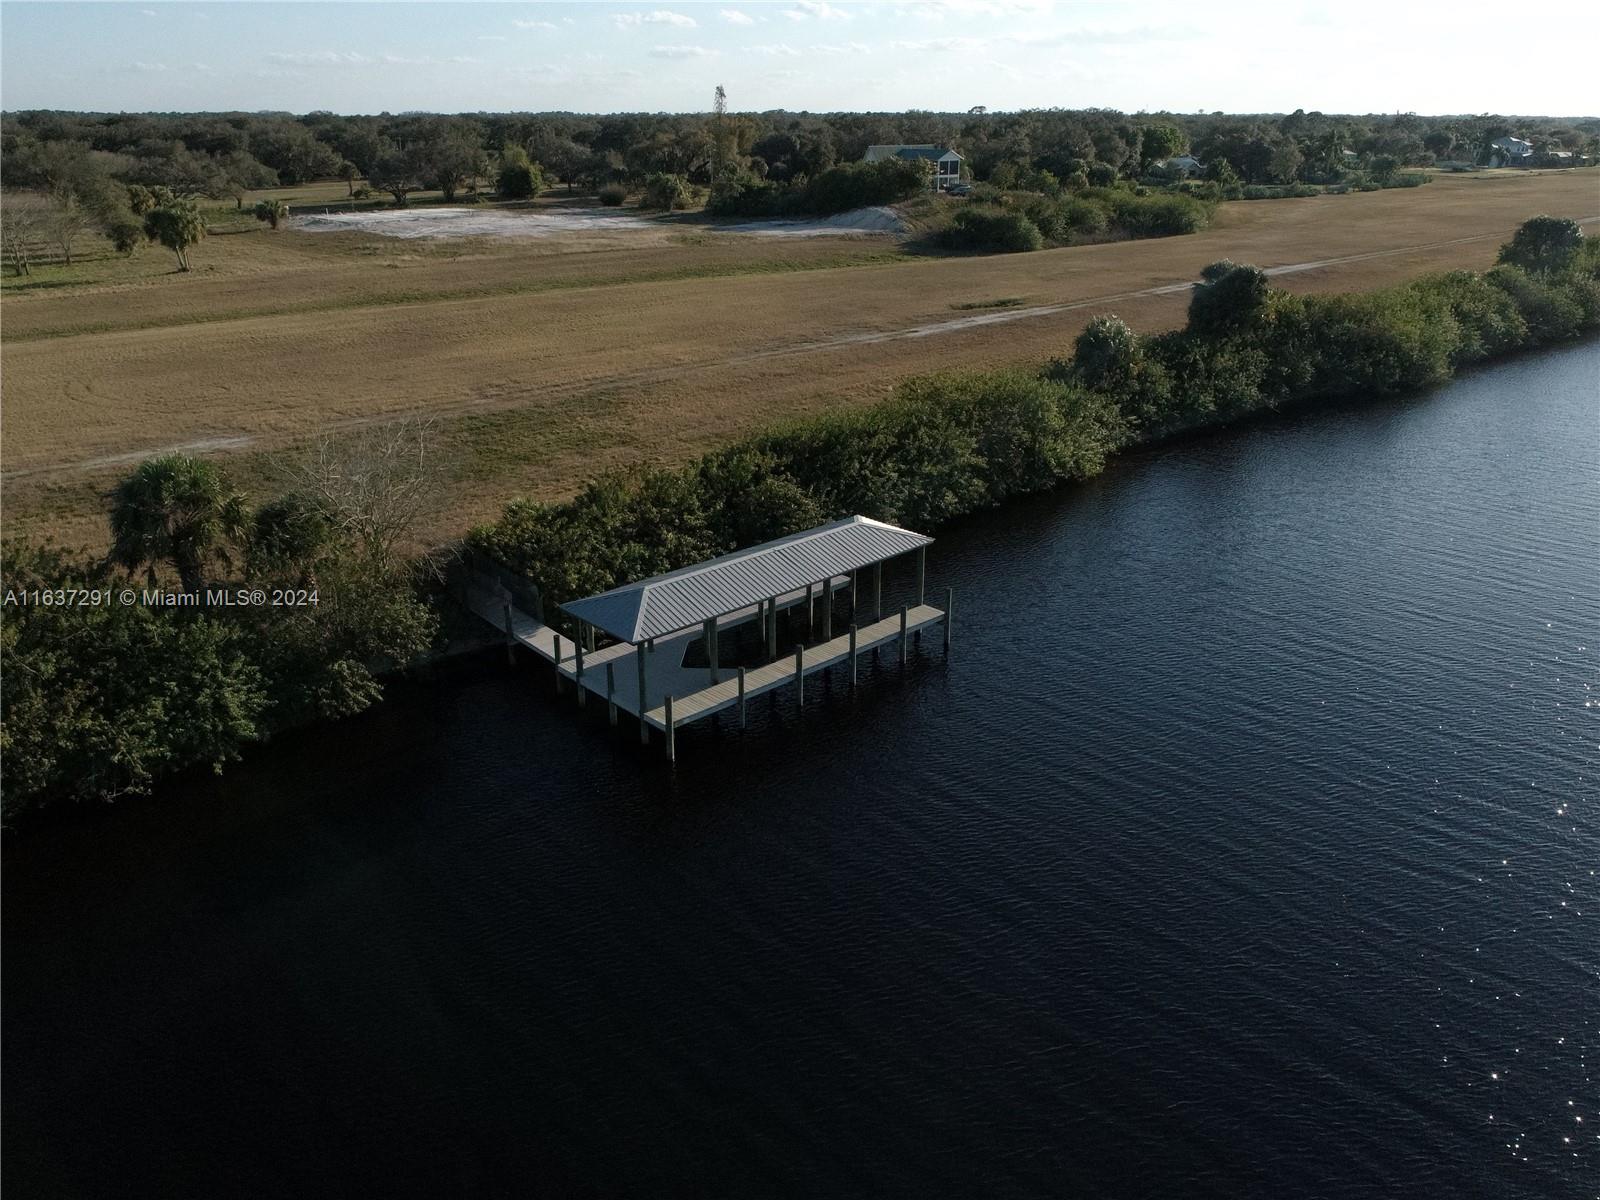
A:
863,144,964,189
1488,136,1534,167
1155,154,1205,177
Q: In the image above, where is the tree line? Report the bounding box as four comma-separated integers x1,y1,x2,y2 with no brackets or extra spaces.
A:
6,106,1594,204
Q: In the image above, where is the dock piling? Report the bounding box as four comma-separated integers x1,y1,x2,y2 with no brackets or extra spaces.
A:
664,695,675,762
636,648,649,745
795,646,804,708
944,587,953,653
916,546,927,606
607,662,618,725
766,598,778,661
873,562,883,622
899,606,909,666
738,666,748,729
574,638,585,706
552,634,563,694
822,582,833,642
849,624,858,688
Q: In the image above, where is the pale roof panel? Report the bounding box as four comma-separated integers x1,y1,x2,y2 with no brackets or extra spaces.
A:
561,515,932,643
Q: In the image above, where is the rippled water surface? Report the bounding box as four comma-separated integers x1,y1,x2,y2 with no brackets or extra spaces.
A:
5,344,1597,1198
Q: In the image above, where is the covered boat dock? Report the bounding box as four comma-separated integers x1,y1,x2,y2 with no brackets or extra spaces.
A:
468,516,951,759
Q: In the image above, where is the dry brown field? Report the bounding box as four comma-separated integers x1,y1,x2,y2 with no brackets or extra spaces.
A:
3,169,1596,550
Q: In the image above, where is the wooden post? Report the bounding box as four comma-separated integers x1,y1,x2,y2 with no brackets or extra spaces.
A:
873,561,883,621
664,694,675,763
502,603,516,666
637,646,649,745
574,637,586,707
766,598,778,660
822,580,833,642
795,646,804,707
530,584,545,623
899,606,909,665
849,624,858,688
584,623,595,652
607,662,618,726
705,618,719,684
850,569,859,620
552,633,563,694
944,587,953,653
916,546,927,606
738,666,748,729
805,582,815,638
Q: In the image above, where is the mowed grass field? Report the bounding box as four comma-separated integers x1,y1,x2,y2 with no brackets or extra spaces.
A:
3,169,1596,551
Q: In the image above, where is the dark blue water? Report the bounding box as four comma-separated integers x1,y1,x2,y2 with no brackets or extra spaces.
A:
5,343,1597,1199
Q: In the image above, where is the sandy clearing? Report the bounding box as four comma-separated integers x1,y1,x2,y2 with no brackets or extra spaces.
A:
290,206,657,239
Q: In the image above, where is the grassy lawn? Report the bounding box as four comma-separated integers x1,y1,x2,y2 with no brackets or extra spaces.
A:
3,168,1596,553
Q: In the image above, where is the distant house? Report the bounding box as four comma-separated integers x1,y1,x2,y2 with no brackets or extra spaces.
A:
1488,136,1535,167
1156,154,1205,177
863,144,964,190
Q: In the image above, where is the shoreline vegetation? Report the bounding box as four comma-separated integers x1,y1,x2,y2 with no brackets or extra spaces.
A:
2,217,1595,822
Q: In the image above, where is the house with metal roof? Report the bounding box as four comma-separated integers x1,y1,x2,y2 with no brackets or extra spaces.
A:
862,144,964,190
468,515,952,761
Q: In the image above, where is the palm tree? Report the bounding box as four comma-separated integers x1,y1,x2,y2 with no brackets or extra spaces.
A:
108,455,248,593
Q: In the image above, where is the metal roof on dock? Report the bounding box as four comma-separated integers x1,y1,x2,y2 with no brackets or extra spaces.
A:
560,515,933,644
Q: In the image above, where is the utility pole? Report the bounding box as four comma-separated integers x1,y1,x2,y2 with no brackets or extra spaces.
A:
712,84,727,194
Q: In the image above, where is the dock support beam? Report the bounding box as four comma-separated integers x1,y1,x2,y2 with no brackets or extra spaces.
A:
822,581,833,642
899,606,909,666
873,562,883,622
849,624,858,688
944,588,953,653
795,646,804,708
636,647,649,745
607,662,618,726
552,634,564,694
850,570,859,620
705,618,719,684
738,667,748,729
916,546,926,606
574,637,585,706
766,598,778,661
664,695,675,763
805,583,815,637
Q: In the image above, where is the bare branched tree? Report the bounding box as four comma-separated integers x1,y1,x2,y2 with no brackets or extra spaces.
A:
1,197,45,276
49,191,90,265
277,416,448,573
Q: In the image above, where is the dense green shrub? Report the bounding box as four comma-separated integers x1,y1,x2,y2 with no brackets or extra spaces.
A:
1,544,268,816
597,183,627,206
1497,215,1585,276
496,147,545,200
1188,262,1272,334
940,206,1045,253
641,172,691,211
709,158,927,219
1485,265,1588,343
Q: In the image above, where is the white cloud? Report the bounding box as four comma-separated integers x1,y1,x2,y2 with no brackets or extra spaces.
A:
267,50,374,66
648,43,717,58
132,61,168,71
615,10,698,29
719,8,755,23
140,8,157,16
512,19,558,30
783,0,850,19
891,35,987,51
264,49,476,68
479,34,508,42
751,43,803,56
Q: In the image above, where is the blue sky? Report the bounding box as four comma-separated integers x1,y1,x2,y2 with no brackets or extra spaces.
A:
1,1,1592,116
